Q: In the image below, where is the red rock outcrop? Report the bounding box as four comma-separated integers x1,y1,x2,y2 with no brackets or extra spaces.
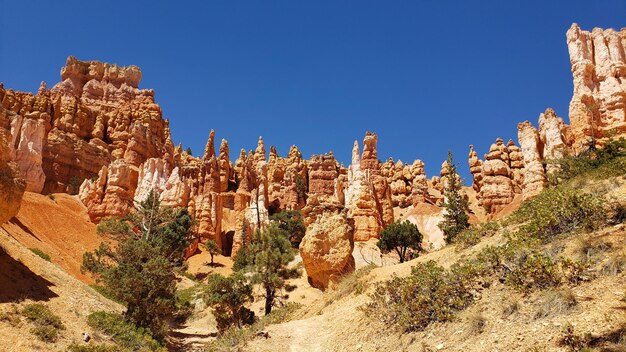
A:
0,127,26,223
538,108,569,175
0,56,173,198
300,195,355,290
78,159,139,222
567,24,626,152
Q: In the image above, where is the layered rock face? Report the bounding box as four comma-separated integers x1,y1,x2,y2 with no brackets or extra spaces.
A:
300,196,355,290
567,24,626,151
0,56,172,197
0,127,26,223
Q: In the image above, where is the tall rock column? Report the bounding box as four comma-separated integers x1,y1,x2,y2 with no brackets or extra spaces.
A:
518,121,547,200
567,24,626,152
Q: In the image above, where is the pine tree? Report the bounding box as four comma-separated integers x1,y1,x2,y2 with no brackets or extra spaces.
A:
82,189,194,338
438,151,470,243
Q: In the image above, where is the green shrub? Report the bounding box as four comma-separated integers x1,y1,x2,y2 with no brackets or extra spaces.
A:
22,303,65,342
96,217,130,237
505,253,561,293
67,175,82,195
549,137,626,185
47,193,55,201
29,248,51,262
364,260,476,332
508,188,606,242
86,311,165,351
456,221,501,249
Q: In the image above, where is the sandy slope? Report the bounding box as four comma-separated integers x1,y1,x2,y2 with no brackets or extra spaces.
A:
1,192,104,283
0,227,122,352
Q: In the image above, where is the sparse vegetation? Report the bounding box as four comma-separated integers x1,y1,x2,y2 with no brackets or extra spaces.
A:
96,216,131,237
29,247,51,262
67,343,119,352
455,221,501,249
467,312,487,335
87,311,165,351
205,302,302,351
21,303,65,342
185,147,193,156
438,151,470,243
377,220,423,263
324,264,375,307
534,288,577,319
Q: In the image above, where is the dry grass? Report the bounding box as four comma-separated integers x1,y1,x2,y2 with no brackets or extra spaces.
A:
501,297,520,319
467,312,487,335
534,288,577,319
601,252,626,276
323,264,376,307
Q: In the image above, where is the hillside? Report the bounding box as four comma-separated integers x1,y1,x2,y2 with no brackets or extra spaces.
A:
0,226,122,351
1,192,105,283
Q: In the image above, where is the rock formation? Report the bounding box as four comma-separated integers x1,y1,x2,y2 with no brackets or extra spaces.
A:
517,121,548,200
567,24,626,152
0,127,26,223
300,195,355,290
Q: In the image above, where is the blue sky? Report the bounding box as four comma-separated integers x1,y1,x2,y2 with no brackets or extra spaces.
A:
1,1,624,182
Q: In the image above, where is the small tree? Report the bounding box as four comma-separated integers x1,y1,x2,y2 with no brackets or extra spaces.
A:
235,224,300,315
204,273,254,331
377,220,423,263
185,147,193,156
438,151,470,243
269,210,306,248
82,190,194,338
205,239,220,266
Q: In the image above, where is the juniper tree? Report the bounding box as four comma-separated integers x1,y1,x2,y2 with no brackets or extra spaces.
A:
377,220,423,263
438,151,470,243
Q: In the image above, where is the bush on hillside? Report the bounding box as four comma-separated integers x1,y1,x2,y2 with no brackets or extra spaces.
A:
86,311,165,351
508,187,606,242
22,303,65,342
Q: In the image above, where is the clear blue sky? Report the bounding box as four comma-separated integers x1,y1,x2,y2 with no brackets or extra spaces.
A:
1,1,624,182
